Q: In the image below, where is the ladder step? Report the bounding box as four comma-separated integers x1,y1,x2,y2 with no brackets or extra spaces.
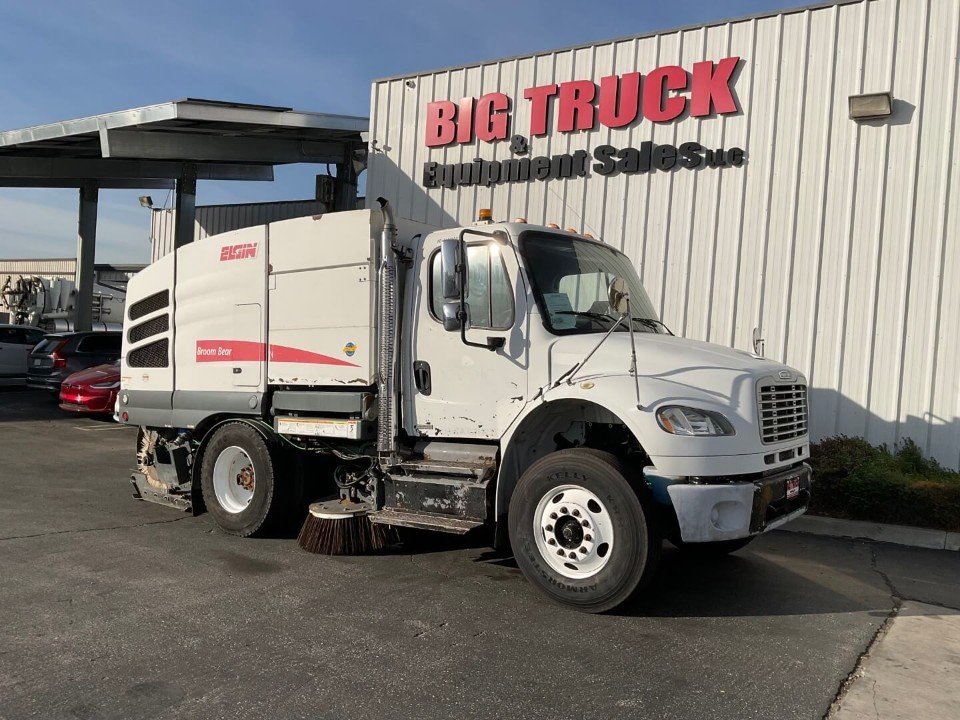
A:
368,509,483,535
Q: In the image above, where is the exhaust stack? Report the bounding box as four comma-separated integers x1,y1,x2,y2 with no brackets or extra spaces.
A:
375,197,399,463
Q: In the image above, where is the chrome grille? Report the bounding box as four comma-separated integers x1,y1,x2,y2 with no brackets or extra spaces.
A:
758,382,808,443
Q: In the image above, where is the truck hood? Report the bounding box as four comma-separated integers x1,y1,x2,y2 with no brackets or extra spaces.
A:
544,332,808,470
549,332,803,408
550,332,797,387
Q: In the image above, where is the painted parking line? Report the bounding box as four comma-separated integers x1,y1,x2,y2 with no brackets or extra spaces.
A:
71,423,134,432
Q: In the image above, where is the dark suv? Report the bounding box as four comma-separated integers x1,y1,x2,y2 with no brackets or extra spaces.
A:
27,331,122,393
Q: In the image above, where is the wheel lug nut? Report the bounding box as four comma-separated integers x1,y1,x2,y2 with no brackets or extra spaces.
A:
579,547,587,554
557,549,564,556
547,538,556,546
572,509,580,517
545,524,553,532
585,534,592,541
550,512,558,519
568,552,577,559
581,520,589,528
560,507,568,514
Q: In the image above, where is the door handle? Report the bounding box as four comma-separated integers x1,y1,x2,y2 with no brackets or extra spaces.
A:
413,360,431,395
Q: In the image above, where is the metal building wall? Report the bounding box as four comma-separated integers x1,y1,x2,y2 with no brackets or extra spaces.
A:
0,258,76,277
150,199,327,262
367,0,960,469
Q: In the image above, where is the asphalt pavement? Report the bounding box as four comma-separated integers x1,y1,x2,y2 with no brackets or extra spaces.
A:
1,389,958,720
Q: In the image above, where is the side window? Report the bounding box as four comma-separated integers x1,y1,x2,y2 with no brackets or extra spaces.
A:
1,327,36,344
430,243,514,330
77,334,121,354
25,329,45,345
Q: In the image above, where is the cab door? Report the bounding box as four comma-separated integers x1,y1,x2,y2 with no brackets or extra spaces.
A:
403,232,528,440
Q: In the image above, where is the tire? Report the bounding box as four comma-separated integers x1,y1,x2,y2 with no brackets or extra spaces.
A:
673,536,754,559
508,448,661,613
200,422,281,537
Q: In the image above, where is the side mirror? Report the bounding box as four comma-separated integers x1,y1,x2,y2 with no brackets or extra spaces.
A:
441,302,460,331
608,276,630,315
442,301,470,332
439,238,464,300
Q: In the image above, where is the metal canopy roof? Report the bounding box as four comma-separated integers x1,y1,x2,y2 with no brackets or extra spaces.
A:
0,99,368,332
0,98,369,187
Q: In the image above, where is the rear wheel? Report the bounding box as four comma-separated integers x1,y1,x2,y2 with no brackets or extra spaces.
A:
508,449,660,613
201,422,281,537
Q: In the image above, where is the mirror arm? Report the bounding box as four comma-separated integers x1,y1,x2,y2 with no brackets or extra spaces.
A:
455,227,508,352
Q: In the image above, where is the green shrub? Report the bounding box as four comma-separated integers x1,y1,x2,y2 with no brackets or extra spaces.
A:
808,436,960,533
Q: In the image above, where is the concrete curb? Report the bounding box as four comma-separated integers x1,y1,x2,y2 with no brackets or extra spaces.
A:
779,514,960,551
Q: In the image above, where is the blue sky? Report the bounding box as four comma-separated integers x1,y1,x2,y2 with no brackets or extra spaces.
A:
0,0,801,263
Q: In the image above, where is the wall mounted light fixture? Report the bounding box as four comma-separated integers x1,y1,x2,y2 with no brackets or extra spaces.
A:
849,92,893,120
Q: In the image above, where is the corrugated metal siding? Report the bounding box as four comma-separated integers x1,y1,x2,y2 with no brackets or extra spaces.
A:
150,199,327,262
0,258,76,276
367,0,960,469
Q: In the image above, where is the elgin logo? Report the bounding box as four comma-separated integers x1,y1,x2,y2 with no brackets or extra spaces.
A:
219,242,258,261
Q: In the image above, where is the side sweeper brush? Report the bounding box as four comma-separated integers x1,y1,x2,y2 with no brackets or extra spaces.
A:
297,498,397,555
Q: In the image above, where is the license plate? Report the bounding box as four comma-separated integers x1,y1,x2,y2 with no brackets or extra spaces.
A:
786,476,801,499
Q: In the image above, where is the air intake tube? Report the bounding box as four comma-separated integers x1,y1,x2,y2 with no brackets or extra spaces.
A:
375,197,399,463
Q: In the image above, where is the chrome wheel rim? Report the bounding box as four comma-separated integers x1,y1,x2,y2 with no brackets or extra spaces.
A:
212,446,256,514
533,484,614,579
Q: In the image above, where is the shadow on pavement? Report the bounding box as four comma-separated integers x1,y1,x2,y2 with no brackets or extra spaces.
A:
0,388,116,424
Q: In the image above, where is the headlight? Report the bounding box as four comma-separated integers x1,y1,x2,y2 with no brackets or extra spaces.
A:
91,381,120,389
657,406,735,436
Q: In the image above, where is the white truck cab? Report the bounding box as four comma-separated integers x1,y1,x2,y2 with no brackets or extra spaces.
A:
120,201,810,612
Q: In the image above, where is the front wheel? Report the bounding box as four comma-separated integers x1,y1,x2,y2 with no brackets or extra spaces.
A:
508,449,661,613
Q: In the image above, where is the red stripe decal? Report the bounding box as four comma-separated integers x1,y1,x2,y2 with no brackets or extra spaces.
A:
196,340,358,367
269,343,359,367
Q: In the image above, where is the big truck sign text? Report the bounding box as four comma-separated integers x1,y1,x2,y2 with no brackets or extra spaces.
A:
424,56,741,147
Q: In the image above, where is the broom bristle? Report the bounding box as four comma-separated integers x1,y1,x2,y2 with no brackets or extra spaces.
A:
297,511,397,555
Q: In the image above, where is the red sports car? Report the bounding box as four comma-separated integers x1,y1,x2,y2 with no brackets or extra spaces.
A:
59,361,120,414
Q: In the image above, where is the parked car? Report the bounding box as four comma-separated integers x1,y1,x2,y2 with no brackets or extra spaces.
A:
27,331,122,393
59,361,121,414
0,324,47,385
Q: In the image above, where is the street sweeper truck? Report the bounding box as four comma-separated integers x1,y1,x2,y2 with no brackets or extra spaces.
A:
119,199,811,612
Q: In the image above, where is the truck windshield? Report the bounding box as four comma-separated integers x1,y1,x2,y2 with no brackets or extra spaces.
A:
519,232,665,336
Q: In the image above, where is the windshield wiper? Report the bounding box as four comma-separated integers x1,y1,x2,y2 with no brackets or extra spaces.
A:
632,317,673,335
554,310,618,323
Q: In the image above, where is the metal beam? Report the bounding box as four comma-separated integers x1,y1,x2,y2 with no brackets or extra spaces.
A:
104,130,346,164
0,156,274,181
75,182,98,332
173,165,197,251
0,178,174,189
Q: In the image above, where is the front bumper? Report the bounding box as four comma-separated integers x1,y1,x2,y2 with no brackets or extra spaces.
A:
646,463,812,543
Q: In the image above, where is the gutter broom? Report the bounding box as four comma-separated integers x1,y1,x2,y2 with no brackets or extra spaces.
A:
297,498,396,555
